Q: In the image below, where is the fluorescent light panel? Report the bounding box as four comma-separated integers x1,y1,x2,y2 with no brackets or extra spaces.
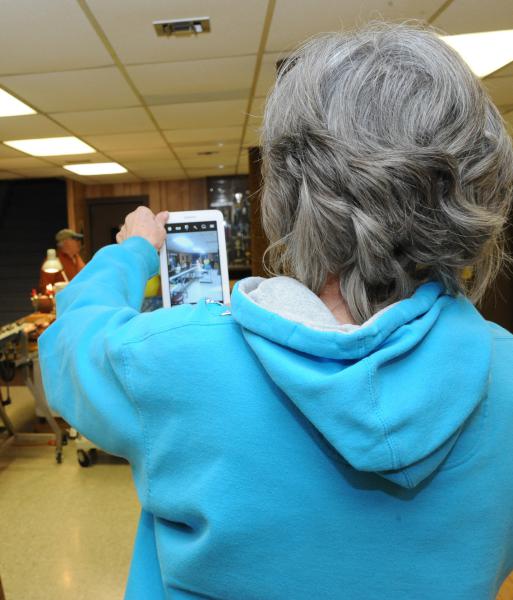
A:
441,29,513,78
0,89,36,117
63,162,127,175
4,137,95,156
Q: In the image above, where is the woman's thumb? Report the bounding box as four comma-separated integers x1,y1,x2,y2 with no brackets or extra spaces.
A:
155,211,169,225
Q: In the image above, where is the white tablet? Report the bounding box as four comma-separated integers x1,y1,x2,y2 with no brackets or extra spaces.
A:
160,210,230,308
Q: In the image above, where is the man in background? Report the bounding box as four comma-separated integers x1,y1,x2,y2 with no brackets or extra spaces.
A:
39,228,85,293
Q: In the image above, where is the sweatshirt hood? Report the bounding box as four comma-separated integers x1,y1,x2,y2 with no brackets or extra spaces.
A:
230,276,492,489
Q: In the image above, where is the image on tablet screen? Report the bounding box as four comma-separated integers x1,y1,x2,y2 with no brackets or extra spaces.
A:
165,221,223,306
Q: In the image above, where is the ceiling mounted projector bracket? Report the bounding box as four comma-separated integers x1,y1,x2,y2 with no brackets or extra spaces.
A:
153,17,211,37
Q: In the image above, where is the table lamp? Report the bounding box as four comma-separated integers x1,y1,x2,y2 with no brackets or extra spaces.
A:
42,249,68,281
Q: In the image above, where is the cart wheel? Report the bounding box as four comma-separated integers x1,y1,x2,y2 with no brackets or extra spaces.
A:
67,427,78,440
56,451,62,464
89,448,98,464
77,449,91,467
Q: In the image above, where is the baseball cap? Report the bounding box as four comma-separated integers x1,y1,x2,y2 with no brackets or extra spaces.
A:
55,228,84,243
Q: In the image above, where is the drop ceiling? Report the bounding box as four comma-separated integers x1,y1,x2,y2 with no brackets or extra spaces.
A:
0,0,512,185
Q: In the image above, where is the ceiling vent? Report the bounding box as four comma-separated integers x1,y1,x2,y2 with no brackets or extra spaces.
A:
153,17,211,37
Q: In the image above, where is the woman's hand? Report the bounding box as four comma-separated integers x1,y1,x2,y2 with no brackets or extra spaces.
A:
116,206,169,251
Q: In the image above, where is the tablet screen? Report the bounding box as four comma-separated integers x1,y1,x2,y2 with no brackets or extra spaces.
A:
164,221,224,306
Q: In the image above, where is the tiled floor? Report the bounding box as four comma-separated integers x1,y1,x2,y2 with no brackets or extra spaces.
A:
0,442,139,600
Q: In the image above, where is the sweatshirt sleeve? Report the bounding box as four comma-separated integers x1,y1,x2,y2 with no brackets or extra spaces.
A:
38,237,160,475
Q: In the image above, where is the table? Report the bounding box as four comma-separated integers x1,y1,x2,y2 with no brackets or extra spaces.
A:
0,313,64,463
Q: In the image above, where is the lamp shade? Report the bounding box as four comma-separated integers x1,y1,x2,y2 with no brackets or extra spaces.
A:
42,249,64,274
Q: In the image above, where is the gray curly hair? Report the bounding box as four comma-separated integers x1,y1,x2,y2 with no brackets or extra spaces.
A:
261,21,513,324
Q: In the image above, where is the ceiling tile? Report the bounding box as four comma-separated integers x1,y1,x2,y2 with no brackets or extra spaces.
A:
107,147,175,161
266,0,443,53
243,124,262,148
124,163,185,179
503,110,513,130
0,115,68,141
187,167,238,177
236,147,252,173
165,127,242,146
122,159,181,170
174,144,239,158
0,68,139,112
181,153,238,169
87,0,268,63
0,143,27,158
0,171,24,180
249,97,267,119
50,108,155,135
237,162,249,175
486,61,513,79
151,99,247,130
483,76,513,107
127,56,255,105
0,157,53,169
83,132,167,152
431,0,513,35
243,112,263,148
6,166,66,177
0,0,113,75
255,52,285,97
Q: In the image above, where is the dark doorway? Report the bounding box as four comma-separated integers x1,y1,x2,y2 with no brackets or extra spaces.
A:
0,178,67,325
87,196,149,257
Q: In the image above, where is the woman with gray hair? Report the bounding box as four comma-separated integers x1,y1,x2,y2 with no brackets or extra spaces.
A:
40,22,513,600
262,23,513,324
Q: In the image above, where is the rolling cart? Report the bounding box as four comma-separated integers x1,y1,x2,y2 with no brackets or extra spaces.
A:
0,321,65,463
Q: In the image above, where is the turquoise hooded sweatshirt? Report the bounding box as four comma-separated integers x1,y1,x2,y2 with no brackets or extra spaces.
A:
39,237,513,600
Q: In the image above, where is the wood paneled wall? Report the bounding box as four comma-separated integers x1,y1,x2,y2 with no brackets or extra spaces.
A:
66,178,207,259
248,147,267,278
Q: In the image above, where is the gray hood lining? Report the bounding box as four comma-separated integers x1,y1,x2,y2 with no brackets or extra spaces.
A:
237,276,398,333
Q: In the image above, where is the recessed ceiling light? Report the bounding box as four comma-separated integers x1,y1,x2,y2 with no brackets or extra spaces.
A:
0,89,36,117
218,164,224,169
63,162,127,176
441,29,513,78
217,142,224,147
4,136,95,156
